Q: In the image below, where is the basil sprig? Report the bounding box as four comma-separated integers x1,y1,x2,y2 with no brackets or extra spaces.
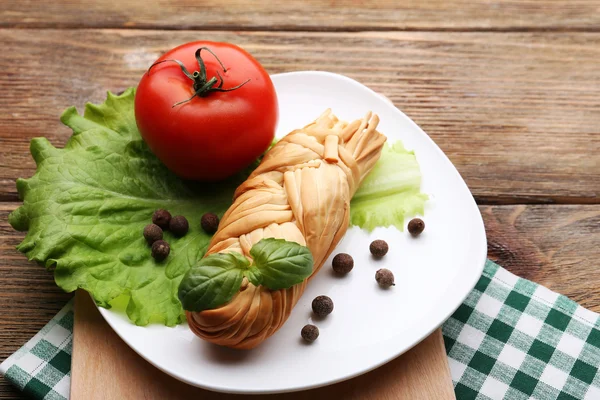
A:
178,238,313,312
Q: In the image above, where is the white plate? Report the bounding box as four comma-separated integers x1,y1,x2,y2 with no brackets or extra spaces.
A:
99,71,487,394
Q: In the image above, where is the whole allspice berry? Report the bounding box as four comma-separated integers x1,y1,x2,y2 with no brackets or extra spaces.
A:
143,224,163,245
376,268,395,288
169,215,189,237
301,324,319,343
332,253,354,274
370,239,389,258
152,209,172,230
312,295,334,317
151,240,170,262
408,218,425,236
201,212,219,234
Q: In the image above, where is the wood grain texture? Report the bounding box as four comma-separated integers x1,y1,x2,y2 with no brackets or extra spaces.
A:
0,29,598,203
485,204,600,309
0,204,72,400
72,291,455,399
2,1,600,31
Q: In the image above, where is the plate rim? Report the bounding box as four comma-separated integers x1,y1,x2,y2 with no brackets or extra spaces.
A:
98,70,487,394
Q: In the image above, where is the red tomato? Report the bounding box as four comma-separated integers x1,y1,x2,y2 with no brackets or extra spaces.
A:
135,41,278,181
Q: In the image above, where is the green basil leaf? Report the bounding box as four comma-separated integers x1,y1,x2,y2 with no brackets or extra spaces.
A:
244,265,262,287
249,238,313,290
178,252,249,312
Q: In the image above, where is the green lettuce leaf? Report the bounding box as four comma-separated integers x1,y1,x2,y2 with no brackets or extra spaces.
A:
9,89,426,326
350,141,428,232
9,88,240,326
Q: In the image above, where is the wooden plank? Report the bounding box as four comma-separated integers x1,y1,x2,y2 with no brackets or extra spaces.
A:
0,383,24,400
0,202,72,400
72,291,454,399
2,0,600,31
0,29,598,203
485,204,600,309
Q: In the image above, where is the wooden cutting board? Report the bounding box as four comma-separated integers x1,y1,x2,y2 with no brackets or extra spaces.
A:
71,290,455,399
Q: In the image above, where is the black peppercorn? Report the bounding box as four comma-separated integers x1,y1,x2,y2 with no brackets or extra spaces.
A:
376,268,395,288
169,215,189,237
301,324,319,342
151,240,170,262
143,224,163,245
408,218,425,236
152,209,172,230
312,295,334,317
332,253,354,274
201,212,219,234
369,240,389,258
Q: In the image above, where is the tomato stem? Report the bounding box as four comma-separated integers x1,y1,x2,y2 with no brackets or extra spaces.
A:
148,47,251,108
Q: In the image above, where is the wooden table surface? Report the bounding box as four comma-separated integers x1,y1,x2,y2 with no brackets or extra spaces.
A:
1,1,599,398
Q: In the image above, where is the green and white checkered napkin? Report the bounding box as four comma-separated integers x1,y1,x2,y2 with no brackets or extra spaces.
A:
3,260,600,399
0,301,73,399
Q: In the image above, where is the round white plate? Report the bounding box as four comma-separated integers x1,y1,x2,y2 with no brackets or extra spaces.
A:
99,71,487,394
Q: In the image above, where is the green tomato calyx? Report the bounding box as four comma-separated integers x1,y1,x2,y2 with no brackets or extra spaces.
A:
148,47,250,107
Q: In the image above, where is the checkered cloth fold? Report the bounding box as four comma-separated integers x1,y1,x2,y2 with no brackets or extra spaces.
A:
2,260,600,399
0,301,73,399
444,261,600,399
